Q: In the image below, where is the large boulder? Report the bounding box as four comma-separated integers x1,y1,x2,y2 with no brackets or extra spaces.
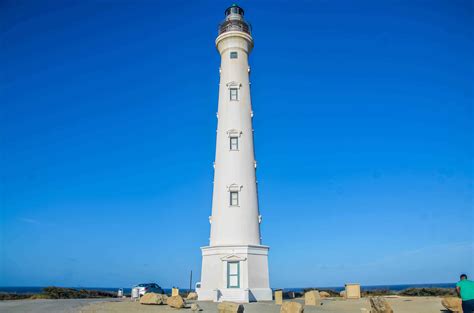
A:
304,290,321,306
319,291,330,298
340,290,346,298
441,297,462,312
187,292,198,300
217,301,244,313
280,301,304,313
369,297,393,313
167,295,186,309
140,292,165,305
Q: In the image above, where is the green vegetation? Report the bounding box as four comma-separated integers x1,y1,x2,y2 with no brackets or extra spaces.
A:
0,287,116,301
0,293,33,300
362,289,395,296
42,287,115,299
398,287,456,297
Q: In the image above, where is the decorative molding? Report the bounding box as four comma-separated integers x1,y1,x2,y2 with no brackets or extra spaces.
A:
226,81,242,89
220,254,247,262
227,129,243,138
227,184,243,192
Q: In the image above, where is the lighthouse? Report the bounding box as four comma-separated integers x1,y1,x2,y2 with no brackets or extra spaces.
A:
197,4,272,303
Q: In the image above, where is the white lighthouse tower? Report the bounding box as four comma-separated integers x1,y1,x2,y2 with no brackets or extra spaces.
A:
197,4,272,303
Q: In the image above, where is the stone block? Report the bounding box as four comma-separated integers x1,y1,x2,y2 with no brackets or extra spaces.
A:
217,301,244,313
275,290,283,305
304,290,321,306
280,301,304,313
345,284,361,299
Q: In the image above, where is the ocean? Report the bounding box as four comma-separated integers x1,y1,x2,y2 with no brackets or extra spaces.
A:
0,283,455,295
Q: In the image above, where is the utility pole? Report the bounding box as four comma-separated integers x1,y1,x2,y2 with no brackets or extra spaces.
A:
189,270,193,291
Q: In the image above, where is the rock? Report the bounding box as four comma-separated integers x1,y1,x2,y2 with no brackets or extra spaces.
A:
217,301,244,313
172,288,180,297
280,301,304,313
191,303,202,311
319,291,330,298
441,297,462,312
140,292,165,305
187,292,198,300
167,295,186,309
304,290,321,306
340,291,346,298
275,290,283,305
369,297,393,313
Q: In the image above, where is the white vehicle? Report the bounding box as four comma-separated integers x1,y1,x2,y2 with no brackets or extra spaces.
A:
132,283,164,298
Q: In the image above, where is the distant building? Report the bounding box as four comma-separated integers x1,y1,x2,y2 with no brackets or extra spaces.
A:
196,4,272,303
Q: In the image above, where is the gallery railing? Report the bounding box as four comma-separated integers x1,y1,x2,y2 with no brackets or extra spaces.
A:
218,20,252,35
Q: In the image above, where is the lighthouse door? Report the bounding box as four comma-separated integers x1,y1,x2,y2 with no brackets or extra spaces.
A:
227,261,240,288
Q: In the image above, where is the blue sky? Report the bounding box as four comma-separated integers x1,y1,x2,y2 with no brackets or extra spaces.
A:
1,0,472,289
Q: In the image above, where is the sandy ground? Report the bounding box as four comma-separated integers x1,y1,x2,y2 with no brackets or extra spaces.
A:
80,296,446,313
0,298,121,313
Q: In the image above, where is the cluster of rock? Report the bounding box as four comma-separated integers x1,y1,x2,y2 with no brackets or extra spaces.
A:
275,290,395,313
275,290,326,313
139,291,203,311
140,293,196,310
368,297,393,313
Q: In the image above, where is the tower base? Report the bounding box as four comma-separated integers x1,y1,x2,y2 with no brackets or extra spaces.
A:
197,245,272,303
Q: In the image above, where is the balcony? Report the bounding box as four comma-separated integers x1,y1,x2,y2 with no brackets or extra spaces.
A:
218,19,252,36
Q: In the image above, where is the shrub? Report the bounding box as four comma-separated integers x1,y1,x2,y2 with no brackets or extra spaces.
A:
0,293,33,300
398,288,456,297
362,289,395,296
42,287,115,299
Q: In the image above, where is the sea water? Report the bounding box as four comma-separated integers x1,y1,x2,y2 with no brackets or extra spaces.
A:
0,283,456,295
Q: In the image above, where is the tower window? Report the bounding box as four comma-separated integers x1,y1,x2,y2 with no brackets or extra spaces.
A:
230,51,238,59
230,137,238,150
230,191,239,206
230,88,238,101
227,261,240,288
